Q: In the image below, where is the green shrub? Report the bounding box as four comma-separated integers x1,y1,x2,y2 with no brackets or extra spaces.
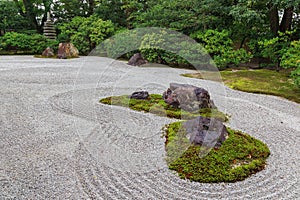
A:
101,29,139,59
0,32,58,54
102,28,208,68
139,29,209,68
281,40,300,88
258,31,292,70
58,15,115,55
191,29,252,69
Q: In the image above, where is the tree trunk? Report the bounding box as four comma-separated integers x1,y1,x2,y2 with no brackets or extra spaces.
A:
280,7,294,32
268,3,280,36
88,0,95,16
240,36,247,49
23,0,41,33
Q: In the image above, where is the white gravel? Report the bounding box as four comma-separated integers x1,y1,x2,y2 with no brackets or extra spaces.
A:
0,56,299,199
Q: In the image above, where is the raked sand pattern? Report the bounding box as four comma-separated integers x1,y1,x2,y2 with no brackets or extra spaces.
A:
0,56,299,199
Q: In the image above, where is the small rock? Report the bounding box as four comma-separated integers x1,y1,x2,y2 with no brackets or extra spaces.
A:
130,91,149,100
128,53,147,66
42,47,54,57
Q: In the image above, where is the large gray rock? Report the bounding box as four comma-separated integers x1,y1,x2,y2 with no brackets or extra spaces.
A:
128,53,147,66
183,116,228,148
163,83,216,112
57,43,79,59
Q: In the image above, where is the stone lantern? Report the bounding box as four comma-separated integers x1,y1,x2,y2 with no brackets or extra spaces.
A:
43,12,56,40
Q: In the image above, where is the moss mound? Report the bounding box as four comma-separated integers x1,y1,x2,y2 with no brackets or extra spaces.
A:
100,94,228,121
165,122,270,183
100,94,270,183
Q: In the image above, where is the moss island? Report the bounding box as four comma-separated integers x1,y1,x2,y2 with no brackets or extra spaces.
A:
100,94,270,183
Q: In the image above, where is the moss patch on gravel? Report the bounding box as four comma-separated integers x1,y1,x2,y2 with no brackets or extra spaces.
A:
34,55,79,59
182,69,300,103
165,122,270,183
100,94,228,121
100,94,270,183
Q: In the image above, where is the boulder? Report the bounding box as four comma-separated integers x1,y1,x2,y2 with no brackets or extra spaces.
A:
130,91,149,100
163,83,216,112
57,43,79,59
183,116,228,148
42,47,54,57
128,53,147,66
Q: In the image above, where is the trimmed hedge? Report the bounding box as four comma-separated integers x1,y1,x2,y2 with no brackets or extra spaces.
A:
0,32,58,54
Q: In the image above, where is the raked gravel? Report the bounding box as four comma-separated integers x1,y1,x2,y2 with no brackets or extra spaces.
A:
0,56,299,199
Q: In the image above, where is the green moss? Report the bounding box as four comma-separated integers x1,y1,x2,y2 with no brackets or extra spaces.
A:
100,94,228,121
33,55,79,59
165,122,270,183
183,69,300,103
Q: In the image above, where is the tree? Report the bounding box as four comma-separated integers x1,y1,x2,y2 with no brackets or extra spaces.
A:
0,0,31,34
12,0,53,33
231,0,300,37
53,0,100,23
131,0,235,35
95,0,147,28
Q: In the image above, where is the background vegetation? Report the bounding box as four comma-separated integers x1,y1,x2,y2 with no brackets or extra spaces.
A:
0,0,299,87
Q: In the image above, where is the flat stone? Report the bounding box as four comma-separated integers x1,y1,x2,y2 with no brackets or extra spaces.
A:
130,91,149,100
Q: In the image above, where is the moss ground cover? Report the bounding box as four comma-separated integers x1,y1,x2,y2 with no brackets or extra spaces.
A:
100,93,270,183
100,94,228,121
165,122,270,183
183,69,300,103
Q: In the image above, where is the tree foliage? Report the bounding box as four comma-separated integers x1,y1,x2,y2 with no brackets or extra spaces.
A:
0,0,32,34
281,40,300,87
53,0,100,22
11,0,53,33
191,30,252,69
58,15,115,55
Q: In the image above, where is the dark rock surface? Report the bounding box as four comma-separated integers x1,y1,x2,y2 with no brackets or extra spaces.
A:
130,91,149,100
128,53,147,66
57,43,79,59
163,83,216,112
42,47,54,57
183,116,228,148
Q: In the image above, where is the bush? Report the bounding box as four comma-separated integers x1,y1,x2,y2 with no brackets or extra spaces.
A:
58,15,115,55
191,29,252,69
101,28,209,68
139,30,188,66
281,40,300,88
139,29,210,68
0,32,58,54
